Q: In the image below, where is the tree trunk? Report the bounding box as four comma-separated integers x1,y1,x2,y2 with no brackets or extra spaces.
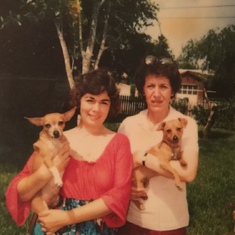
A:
55,21,75,89
94,1,110,69
82,0,106,74
203,88,217,139
203,105,216,139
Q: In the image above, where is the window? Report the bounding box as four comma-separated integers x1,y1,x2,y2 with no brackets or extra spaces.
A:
179,85,197,95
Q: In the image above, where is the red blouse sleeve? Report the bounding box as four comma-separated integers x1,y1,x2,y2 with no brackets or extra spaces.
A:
5,154,34,226
101,134,133,228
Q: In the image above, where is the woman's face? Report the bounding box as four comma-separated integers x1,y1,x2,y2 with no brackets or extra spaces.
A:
143,74,173,113
80,91,111,127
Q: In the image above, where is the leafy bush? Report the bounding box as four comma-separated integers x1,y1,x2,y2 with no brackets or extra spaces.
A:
191,104,210,126
191,100,235,130
171,98,189,115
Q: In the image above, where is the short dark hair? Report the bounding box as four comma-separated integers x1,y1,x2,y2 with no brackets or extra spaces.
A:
69,68,121,119
135,55,181,96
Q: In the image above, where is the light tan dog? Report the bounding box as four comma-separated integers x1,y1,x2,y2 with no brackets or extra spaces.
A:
132,118,188,210
25,107,76,216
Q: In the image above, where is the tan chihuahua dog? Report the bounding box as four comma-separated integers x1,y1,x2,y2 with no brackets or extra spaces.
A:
25,107,76,215
132,118,188,210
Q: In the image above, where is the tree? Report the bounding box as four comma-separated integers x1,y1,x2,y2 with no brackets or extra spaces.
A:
178,25,235,137
1,0,161,88
177,25,235,100
177,39,202,69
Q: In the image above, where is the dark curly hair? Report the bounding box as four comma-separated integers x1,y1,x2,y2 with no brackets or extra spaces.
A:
135,55,181,97
69,68,121,119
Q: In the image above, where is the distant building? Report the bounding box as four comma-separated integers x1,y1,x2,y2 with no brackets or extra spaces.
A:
116,83,138,96
117,69,215,106
177,69,214,105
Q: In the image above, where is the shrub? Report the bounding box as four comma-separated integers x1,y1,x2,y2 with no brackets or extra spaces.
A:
191,99,235,130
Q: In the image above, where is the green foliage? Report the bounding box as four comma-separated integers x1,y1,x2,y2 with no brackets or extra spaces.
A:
8,0,159,58
191,104,210,126
177,39,202,69
104,122,120,132
177,25,235,100
187,129,235,235
170,98,189,115
0,0,173,78
191,100,235,130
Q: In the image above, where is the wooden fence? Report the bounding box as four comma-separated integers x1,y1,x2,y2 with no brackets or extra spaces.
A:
119,95,192,116
0,77,231,126
119,95,228,118
119,95,147,116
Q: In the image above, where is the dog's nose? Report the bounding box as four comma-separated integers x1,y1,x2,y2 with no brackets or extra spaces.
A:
173,136,178,142
53,131,60,138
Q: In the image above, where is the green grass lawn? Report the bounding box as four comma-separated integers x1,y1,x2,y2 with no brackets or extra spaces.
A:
187,129,235,235
1,127,235,235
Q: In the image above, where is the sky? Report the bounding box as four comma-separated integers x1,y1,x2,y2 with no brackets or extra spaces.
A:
145,0,235,57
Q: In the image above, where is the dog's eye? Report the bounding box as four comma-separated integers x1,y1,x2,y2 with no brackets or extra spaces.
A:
45,124,51,128
58,121,65,126
177,128,181,132
166,129,171,134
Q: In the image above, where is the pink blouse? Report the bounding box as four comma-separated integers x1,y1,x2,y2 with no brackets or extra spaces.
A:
5,133,132,228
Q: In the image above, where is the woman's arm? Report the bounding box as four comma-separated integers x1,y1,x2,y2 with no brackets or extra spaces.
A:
17,157,51,202
39,198,111,234
172,150,198,182
5,141,70,226
135,149,198,182
18,142,70,202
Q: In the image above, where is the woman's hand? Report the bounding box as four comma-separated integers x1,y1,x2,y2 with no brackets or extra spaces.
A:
131,183,147,201
38,209,69,234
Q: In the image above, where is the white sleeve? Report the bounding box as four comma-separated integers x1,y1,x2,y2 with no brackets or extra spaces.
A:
181,117,199,153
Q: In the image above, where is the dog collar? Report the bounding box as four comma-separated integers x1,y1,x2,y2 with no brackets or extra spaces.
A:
163,140,178,160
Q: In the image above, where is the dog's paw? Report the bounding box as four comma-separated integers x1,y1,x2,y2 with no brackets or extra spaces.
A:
133,200,146,210
176,185,183,191
175,181,183,190
54,179,63,187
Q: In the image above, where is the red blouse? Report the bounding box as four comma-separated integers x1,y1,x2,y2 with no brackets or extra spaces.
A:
5,133,132,228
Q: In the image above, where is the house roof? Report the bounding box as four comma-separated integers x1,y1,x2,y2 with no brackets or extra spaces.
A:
179,69,213,83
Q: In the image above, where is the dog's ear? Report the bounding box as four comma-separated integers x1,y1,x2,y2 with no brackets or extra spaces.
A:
178,118,188,128
157,122,166,131
25,117,44,126
63,107,77,122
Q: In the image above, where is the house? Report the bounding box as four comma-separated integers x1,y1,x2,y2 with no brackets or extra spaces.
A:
116,83,138,96
116,83,131,96
177,69,214,105
117,69,215,106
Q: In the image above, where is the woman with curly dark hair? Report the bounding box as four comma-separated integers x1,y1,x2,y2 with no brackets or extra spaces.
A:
6,68,133,235
118,56,199,235
70,68,121,121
